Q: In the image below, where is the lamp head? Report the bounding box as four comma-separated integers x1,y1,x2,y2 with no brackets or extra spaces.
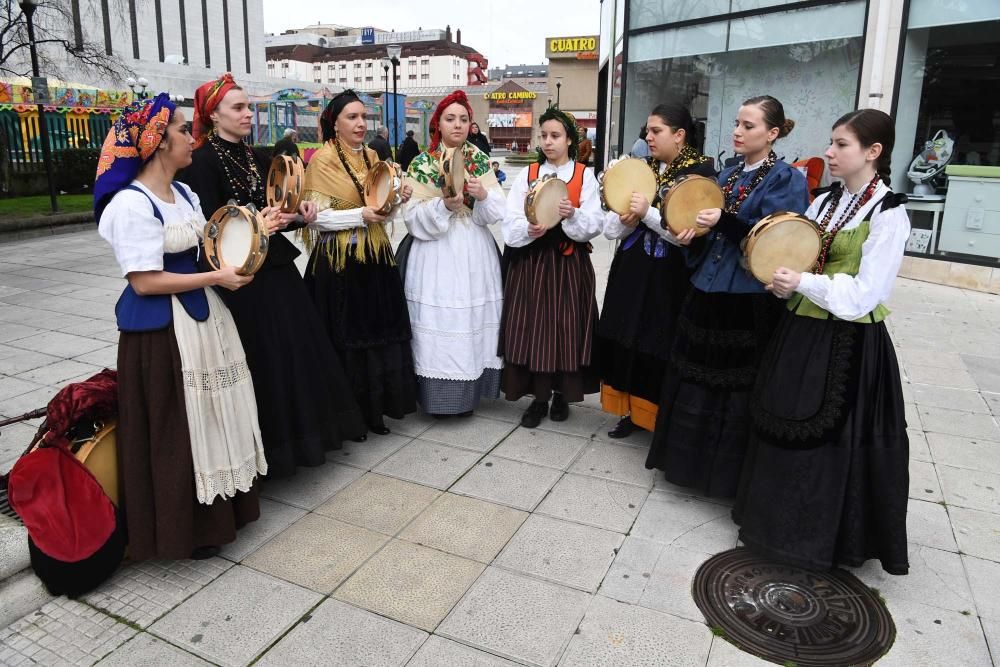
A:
386,44,402,62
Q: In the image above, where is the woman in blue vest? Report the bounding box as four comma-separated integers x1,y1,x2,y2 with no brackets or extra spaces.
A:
95,94,267,560
645,95,809,498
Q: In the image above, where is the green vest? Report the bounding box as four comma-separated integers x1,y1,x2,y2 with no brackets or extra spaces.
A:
788,219,890,323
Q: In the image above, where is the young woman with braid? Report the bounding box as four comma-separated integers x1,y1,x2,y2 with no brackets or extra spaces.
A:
645,95,809,497
179,74,366,476
597,103,716,439
301,90,417,435
734,109,910,575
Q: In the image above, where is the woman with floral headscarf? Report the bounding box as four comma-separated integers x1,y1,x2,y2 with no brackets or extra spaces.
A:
397,91,505,417
178,74,366,474
500,107,604,428
95,93,265,560
301,90,417,435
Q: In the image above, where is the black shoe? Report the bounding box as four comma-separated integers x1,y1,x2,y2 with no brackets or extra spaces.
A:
190,545,220,560
351,434,368,443
458,410,474,418
607,416,635,439
369,420,391,436
549,393,569,422
431,413,452,420
520,400,548,428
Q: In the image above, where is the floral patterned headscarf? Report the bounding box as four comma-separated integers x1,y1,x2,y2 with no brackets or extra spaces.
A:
93,93,175,223
192,73,239,148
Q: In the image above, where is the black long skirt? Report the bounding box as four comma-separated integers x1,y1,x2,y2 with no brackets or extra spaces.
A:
733,313,909,574
214,262,366,478
117,328,259,561
499,243,599,403
646,288,782,497
305,249,417,424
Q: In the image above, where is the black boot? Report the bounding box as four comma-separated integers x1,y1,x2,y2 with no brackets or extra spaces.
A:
607,415,635,439
369,418,391,436
520,400,549,428
549,392,569,422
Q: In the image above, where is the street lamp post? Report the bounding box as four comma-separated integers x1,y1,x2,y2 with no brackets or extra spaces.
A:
555,77,562,107
126,76,150,101
19,0,58,213
386,43,401,158
379,57,391,129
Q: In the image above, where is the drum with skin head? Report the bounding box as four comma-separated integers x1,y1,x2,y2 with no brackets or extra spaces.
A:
742,211,822,284
363,160,404,215
598,157,657,215
525,174,569,229
266,154,305,214
660,175,725,237
204,203,269,276
439,147,466,198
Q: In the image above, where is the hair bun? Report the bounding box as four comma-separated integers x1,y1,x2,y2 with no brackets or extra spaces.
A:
781,119,795,138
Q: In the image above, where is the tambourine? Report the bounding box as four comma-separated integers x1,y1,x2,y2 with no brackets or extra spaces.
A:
363,160,404,215
525,174,569,229
741,211,822,283
204,201,269,276
660,175,725,237
598,157,657,215
439,147,466,198
266,154,304,214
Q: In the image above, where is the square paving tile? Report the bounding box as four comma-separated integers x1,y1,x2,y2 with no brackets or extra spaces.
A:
419,415,517,453
13,358,102,387
853,545,975,614
326,432,411,470
7,330,110,358
255,598,426,667
385,411,435,437
438,567,591,667
949,505,1000,562
260,462,364,510
569,441,655,488
631,491,737,553
926,432,1000,474
535,473,647,533
906,499,958,553
0,375,45,402
917,405,1000,440
451,456,563,511
910,384,991,413
636,545,714,623
474,397,533,424
559,595,712,666
907,428,932,462
315,473,439,535
408,635,521,666
937,464,1000,513
83,558,233,628
706,636,772,666
962,354,1000,393
599,536,664,605
964,555,1000,619
534,406,608,439
491,428,589,469
983,618,1000,666
495,514,623,592
399,492,527,562
96,632,212,665
219,498,307,562
0,598,137,666
906,364,979,389
908,459,944,503
373,439,482,490
875,597,993,666
243,513,388,593
0,349,61,376
334,539,485,631
149,565,321,667
73,345,119,367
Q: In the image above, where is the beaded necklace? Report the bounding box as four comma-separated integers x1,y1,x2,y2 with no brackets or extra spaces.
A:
334,136,371,202
208,134,263,207
649,144,708,206
721,150,777,214
813,174,881,274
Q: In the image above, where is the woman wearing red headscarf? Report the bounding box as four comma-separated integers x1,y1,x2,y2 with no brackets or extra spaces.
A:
178,74,366,478
397,91,505,417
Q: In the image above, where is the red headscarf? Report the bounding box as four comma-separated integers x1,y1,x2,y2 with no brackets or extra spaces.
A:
192,73,239,148
429,90,474,152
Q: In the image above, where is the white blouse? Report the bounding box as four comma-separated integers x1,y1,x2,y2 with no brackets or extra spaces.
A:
98,181,204,276
403,188,505,240
796,181,911,321
310,203,404,232
603,161,681,245
503,160,603,248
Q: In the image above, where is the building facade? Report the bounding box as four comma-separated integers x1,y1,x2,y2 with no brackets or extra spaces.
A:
599,0,1000,278
545,35,599,132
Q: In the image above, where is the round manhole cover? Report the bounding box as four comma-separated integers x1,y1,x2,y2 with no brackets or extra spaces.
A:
692,548,895,666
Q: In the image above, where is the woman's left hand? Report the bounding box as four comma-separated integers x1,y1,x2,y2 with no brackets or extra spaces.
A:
466,177,488,202
767,267,801,298
299,200,317,224
400,183,413,204
695,208,722,229
557,197,576,220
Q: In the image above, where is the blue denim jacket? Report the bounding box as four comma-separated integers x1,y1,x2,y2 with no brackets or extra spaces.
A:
689,160,809,294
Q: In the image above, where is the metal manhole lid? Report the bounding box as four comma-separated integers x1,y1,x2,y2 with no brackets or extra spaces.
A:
692,548,895,667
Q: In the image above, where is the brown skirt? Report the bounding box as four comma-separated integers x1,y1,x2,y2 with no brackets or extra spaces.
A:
499,244,599,402
117,327,260,561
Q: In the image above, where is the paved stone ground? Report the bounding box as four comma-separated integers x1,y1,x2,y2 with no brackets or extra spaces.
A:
1,196,999,665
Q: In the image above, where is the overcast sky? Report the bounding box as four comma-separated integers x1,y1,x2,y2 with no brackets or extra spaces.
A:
262,1,601,68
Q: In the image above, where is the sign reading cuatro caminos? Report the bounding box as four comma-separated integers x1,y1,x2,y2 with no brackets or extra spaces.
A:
545,36,599,60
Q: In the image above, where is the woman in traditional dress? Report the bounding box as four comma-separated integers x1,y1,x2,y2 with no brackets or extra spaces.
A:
645,95,809,497
500,107,604,428
598,103,716,439
179,74,366,473
398,91,505,417
734,109,910,574
301,90,417,435
95,93,266,560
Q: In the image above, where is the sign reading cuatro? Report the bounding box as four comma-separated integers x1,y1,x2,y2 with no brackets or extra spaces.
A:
545,35,599,59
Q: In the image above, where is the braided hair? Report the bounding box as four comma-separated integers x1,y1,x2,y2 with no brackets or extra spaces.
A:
536,106,580,164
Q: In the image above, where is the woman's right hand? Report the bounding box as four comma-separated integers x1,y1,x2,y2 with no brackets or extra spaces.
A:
361,206,388,225
527,223,547,239
674,228,698,246
442,193,465,212
214,266,254,291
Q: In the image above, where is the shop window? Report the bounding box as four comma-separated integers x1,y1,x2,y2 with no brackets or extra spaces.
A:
624,1,865,166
